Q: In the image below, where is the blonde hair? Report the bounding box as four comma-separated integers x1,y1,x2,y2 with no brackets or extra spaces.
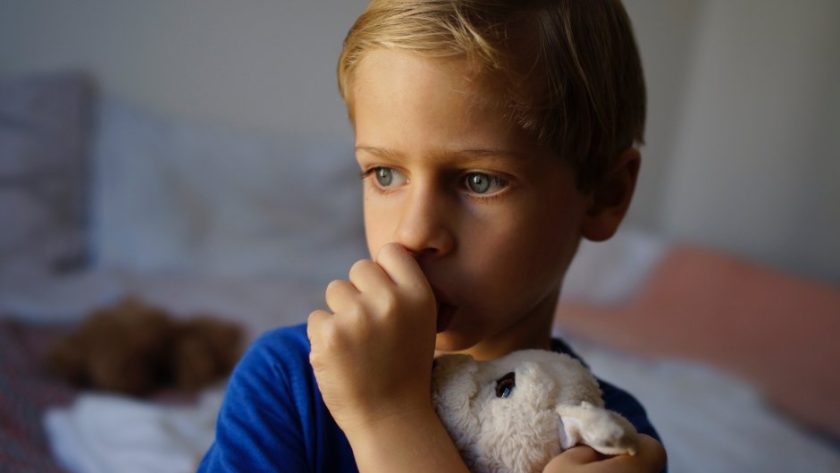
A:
338,0,646,190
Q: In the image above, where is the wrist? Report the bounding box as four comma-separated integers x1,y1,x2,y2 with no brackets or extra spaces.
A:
345,404,470,473
342,399,434,441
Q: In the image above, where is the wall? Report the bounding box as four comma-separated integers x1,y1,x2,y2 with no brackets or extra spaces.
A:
622,0,703,231
0,0,366,139
660,0,840,281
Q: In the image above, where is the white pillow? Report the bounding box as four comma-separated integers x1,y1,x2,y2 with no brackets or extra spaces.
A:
90,99,366,281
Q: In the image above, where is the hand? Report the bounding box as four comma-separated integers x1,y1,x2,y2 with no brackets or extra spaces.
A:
542,435,666,473
307,243,438,435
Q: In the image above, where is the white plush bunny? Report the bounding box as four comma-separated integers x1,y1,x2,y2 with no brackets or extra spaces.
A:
432,350,638,473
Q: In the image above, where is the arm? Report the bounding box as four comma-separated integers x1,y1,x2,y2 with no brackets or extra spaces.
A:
543,434,666,473
307,243,470,473
198,331,311,472
345,405,471,472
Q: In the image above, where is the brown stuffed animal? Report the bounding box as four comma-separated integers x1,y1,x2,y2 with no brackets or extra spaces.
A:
171,315,243,391
47,297,243,396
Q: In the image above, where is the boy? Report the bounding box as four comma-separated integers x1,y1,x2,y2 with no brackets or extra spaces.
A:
199,0,666,472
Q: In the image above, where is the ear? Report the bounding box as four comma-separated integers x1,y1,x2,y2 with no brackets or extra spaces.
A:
581,148,640,242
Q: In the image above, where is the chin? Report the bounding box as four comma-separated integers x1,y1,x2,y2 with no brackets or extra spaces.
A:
433,332,464,354
434,329,482,354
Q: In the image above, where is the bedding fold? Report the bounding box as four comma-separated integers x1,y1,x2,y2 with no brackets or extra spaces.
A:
43,387,223,473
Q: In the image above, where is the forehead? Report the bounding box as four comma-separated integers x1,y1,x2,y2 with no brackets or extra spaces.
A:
350,49,543,159
352,49,481,109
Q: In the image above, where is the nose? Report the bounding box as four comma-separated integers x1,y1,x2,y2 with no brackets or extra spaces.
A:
394,184,455,258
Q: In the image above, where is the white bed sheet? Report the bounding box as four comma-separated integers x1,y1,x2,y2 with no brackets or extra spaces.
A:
44,387,223,473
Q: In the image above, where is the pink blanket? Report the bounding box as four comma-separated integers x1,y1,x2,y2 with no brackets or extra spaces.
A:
556,245,840,441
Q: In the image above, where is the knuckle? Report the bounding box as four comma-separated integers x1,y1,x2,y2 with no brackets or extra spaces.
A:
307,310,329,335
349,259,373,278
306,310,323,339
307,308,324,322
344,300,366,320
352,311,374,337
380,242,398,255
325,279,344,295
378,289,400,315
403,284,430,307
376,242,403,264
324,279,352,307
318,320,341,350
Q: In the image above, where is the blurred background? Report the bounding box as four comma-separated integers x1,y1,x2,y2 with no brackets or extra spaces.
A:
1,1,838,473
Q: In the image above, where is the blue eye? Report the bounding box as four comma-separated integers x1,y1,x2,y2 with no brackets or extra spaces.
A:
367,167,406,188
375,167,394,186
465,173,506,195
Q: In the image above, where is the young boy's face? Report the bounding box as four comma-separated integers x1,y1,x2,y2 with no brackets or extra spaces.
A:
351,49,590,359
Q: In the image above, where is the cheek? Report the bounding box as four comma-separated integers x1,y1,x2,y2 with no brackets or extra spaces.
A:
362,191,394,257
522,205,584,281
525,180,589,268
466,196,585,297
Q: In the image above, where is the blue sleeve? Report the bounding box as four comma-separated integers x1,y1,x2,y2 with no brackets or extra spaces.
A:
197,328,312,472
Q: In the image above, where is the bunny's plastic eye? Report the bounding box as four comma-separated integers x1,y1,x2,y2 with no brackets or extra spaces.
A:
495,372,515,398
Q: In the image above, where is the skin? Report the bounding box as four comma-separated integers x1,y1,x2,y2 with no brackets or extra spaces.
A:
307,49,664,473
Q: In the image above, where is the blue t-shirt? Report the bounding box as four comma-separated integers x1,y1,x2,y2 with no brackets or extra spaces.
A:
198,324,664,472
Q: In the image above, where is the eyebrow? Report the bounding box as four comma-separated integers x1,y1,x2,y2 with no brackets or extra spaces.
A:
355,145,530,163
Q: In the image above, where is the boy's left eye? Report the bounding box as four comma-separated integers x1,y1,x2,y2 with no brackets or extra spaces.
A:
464,172,507,195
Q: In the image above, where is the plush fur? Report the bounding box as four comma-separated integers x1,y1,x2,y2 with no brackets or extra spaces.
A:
432,350,638,473
47,297,243,396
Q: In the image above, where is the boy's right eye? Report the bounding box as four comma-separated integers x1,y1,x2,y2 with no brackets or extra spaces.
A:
367,167,406,188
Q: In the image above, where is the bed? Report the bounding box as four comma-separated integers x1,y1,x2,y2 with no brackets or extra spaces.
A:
2,70,838,473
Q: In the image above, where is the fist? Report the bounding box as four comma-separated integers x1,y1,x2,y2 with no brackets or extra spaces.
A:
307,243,438,433
542,435,666,473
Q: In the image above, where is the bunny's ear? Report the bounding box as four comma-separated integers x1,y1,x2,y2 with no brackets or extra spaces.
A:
555,402,639,456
